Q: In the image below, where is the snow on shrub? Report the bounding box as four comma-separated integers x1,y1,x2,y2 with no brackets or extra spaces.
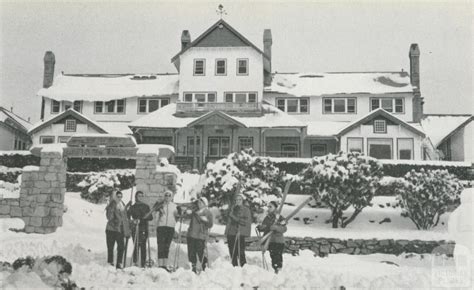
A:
77,169,134,203
300,152,383,228
0,166,22,183
396,169,463,230
201,149,283,222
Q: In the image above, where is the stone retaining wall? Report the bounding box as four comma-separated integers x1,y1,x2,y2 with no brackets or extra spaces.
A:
0,148,66,233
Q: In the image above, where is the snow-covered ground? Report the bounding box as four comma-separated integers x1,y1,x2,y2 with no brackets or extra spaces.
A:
0,190,460,289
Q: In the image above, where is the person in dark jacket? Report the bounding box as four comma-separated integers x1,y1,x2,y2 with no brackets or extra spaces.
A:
225,193,252,267
126,191,153,268
105,191,131,269
186,197,213,273
257,200,287,273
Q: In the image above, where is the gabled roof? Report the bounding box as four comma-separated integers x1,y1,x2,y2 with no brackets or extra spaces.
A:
0,106,32,131
337,108,425,137
171,19,269,64
37,73,179,102
129,103,305,129
187,111,247,128
28,109,108,135
265,72,414,96
421,114,473,147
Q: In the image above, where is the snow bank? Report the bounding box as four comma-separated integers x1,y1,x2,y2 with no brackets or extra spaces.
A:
0,151,31,156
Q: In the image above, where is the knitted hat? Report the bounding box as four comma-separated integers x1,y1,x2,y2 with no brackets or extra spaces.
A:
269,201,278,208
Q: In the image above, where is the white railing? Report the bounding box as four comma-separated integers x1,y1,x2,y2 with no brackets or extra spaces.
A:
176,102,261,113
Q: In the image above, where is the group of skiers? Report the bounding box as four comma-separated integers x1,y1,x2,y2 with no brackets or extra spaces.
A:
105,188,287,274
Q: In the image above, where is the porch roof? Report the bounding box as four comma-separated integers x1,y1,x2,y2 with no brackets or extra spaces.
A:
421,114,473,147
129,103,306,129
306,121,349,137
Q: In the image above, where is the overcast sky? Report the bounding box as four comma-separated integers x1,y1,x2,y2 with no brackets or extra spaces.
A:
0,1,472,123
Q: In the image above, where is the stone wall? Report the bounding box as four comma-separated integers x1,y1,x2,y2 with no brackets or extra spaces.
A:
0,148,66,233
135,149,178,236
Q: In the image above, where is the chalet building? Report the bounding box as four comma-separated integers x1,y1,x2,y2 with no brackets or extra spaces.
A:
33,19,473,169
0,107,32,150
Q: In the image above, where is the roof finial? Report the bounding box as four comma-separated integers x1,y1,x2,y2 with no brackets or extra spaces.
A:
216,4,227,19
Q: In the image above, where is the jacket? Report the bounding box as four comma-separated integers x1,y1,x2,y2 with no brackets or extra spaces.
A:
257,213,287,244
155,202,178,228
127,201,153,232
186,208,213,240
106,200,131,237
224,205,252,237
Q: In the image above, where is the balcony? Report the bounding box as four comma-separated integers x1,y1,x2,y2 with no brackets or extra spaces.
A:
176,102,262,114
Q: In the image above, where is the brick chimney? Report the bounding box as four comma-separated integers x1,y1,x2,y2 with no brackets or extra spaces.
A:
181,30,191,50
263,29,272,86
409,44,423,122
43,51,55,88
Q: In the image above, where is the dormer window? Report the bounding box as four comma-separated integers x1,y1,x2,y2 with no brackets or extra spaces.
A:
194,59,205,76
51,100,60,114
73,101,82,113
215,59,226,76
237,59,248,75
374,120,387,133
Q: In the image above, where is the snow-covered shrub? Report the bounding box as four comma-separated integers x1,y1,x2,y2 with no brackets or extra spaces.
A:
396,169,463,230
0,166,22,183
201,149,283,222
77,169,135,203
300,152,383,228
375,176,407,196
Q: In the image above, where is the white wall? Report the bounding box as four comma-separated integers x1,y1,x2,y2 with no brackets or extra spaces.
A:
450,122,473,162
42,95,178,122
340,123,424,160
31,123,103,146
178,47,264,102
0,126,15,150
263,92,414,122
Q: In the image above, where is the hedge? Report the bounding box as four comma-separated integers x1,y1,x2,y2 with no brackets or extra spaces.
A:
0,154,40,168
67,158,136,172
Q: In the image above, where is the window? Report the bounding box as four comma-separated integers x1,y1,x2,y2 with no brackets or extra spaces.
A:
225,92,258,103
138,98,171,113
14,139,17,150
281,144,298,157
276,98,309,113
374,120,387,133
323,98,356,114
183,92,217,103
63,101,72,111
73,101,82,112
311,144,327,157
208,137,230,157
187,137,201,156
40,136,55,144
58,136,70,143
397,138,414,160
371,98,404,113
142,136,173,145
64,119,76,132
215,59,226,75
238,137,253,152
237,59,248,75
194,59,205,76
95,100,126,114
347,138,363,153
368,138,392,159
51,100,60,114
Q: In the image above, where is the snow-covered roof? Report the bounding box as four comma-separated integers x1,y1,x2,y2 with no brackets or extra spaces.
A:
0,107,32,131
338,108,425,137
265,72,414,97
306,121,349,137
96,121,133,135
28,109,107,135
129,103,305,129
37,74,179,102
421,115,473,147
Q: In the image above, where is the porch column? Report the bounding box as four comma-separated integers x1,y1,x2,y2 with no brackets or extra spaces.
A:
200,126,204,170
259,128,262,155
192,127,198,170
231,126,235,153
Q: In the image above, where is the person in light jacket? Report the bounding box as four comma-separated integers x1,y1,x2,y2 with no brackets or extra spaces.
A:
154,190,179,270
186,197,213,273
105,191,131,269
225,193,252,267
257,201,287,273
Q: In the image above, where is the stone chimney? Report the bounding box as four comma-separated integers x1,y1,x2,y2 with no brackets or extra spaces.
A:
181,30,191,50
43,51,55,88
409,44,423,122
263,29,272,86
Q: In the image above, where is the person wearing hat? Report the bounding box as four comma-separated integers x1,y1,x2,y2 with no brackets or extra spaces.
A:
256,200,287,273
105,191,131,269
186,196,213,273
225,193,252,267
154,190,179,270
